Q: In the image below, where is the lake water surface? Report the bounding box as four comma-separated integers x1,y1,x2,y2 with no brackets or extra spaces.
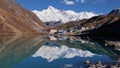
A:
0,35,119,68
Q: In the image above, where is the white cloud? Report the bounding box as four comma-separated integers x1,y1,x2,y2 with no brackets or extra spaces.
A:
63,0,75,5
62,0,85,5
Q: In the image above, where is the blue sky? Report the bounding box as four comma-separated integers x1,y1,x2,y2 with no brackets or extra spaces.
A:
16,0,120,14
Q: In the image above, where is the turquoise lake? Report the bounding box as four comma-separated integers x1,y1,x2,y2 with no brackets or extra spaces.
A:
0,35,119,68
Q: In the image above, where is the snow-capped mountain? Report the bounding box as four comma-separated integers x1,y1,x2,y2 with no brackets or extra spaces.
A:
32,6,97,24
32,45,98,62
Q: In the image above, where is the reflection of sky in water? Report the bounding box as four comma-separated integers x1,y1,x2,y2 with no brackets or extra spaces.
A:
14,42,113,68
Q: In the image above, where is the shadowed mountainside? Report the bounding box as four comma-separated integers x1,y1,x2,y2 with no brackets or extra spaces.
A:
56,9,120,38
80,9,120,38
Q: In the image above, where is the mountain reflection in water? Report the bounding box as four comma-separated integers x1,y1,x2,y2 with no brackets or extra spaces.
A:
0,35,119,68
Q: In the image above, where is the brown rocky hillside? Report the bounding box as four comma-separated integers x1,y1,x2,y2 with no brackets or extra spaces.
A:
80,9,120,38
0,0,47,35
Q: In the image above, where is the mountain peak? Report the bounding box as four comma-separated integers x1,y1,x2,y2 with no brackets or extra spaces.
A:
47,6,57,10
33,7,97,24
108,8,120,15
48,6,54,8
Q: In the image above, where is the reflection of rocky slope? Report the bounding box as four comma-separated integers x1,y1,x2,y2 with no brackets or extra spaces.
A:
47,36,120,60
0,35,46,68
0,0,47,35
32,37,120,62
59,40,120,59
0,34,15,45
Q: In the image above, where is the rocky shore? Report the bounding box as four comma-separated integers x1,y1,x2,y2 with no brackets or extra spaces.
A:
85,60,120,68
105,41,120,51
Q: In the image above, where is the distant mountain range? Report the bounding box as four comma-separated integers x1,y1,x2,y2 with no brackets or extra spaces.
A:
32,6,97,27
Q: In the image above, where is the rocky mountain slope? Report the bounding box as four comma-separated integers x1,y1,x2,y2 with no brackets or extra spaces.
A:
32,6,97,25
80,9,120,38
56,9,120,38
0,0,47,35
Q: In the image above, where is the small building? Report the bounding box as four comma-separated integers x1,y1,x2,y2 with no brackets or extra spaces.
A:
49,29,57,34
81,27,89,31
57,30,66,34
49,36,57,41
